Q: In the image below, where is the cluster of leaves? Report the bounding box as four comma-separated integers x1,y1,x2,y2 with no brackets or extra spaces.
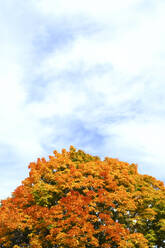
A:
0,146,164,248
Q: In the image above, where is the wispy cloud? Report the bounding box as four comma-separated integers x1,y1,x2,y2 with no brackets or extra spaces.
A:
0,0,165,199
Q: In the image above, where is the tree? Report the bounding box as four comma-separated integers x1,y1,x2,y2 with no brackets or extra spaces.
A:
0,146,164,248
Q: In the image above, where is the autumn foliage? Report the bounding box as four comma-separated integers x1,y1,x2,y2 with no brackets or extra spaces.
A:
0,146,165,248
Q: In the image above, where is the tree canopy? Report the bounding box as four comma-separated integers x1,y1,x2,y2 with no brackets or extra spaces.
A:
0,146,164,248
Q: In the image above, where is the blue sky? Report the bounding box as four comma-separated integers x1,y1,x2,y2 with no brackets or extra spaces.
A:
0,0,165,199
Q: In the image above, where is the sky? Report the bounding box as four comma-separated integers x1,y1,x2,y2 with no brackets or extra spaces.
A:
0,0,165,200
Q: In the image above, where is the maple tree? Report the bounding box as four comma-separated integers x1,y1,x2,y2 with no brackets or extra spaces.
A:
0,146,164,248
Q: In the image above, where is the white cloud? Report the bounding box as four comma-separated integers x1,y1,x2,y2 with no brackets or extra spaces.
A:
33,0,143,21
39,7,165,77
103,119,165,178
26,82,87,119
33,0,165,182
